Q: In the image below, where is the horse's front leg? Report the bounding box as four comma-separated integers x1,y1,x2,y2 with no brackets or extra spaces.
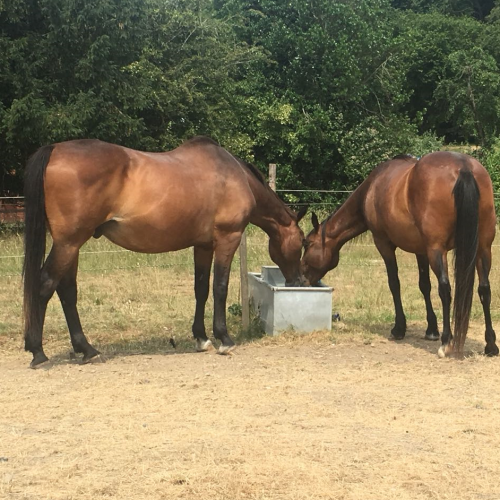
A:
192,245,214,352
374,239,406,340
212,231,243,354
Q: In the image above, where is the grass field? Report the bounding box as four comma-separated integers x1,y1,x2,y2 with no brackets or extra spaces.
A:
2,227,500,500
2,225,499,357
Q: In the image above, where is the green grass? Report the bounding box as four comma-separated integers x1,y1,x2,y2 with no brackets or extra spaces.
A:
2,227,500,358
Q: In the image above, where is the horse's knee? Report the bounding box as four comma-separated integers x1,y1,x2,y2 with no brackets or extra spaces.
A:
478,283,491,305
213,281,228,302
40,276,58,302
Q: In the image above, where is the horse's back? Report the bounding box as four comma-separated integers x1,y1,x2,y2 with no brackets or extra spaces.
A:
43,138,256,251
363,151,495,253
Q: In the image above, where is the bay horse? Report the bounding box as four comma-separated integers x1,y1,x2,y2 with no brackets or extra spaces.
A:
23,136,307,368
301,151,498,358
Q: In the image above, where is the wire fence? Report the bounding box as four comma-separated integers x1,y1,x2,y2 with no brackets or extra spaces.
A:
3,183,500,279
3,235,500,279
0,197,25,223
3,187,500,221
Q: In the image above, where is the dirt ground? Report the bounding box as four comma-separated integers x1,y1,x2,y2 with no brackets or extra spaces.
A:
1,324,500,500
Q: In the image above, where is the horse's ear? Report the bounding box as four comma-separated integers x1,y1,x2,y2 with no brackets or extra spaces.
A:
296,205,308,223
311,212,320,232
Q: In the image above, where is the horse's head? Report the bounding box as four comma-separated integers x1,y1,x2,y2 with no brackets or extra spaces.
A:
268,206,307,286
301,213,339,286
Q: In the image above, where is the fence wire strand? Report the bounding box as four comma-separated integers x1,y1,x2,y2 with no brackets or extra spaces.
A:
3,188,500,277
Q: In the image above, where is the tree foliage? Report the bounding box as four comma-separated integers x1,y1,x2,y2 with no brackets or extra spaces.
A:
1,0,500,196
0,0,264,192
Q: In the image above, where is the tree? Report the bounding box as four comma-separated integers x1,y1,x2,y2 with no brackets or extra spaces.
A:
394,11,484,142
216,0,439,196
434,48,500,147
0,0,264,193
391,0,495,20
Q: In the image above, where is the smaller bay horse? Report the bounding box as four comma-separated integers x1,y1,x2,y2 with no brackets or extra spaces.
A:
301,152,498,357
23,137,306,368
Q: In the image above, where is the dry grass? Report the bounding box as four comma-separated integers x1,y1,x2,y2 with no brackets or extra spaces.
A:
2,229,500,500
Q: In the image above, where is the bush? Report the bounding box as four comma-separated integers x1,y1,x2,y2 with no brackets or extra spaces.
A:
482,138,500,214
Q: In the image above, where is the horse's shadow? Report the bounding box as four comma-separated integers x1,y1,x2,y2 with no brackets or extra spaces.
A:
31,319,490,370
359,322,487,357
33,326,266,369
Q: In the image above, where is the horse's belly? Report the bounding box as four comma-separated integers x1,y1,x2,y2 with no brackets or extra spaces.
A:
99,218,211,253
385,223,426,254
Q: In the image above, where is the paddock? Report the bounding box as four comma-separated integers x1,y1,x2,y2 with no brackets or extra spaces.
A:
1,230,500,499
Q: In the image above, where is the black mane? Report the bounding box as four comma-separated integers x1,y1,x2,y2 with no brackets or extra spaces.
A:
184,136,220,147
235,157,266,185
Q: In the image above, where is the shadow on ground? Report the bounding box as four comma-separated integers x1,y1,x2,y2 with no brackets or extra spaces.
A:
359,321,487,357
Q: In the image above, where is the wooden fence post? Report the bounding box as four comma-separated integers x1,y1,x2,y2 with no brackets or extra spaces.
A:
269,163,277,192
239,232,250,330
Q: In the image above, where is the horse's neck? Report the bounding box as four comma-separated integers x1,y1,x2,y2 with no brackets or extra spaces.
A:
249,183,293,238
324,186,368,249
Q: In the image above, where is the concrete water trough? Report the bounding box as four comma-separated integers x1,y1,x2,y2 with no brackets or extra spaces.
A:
248,266,333,335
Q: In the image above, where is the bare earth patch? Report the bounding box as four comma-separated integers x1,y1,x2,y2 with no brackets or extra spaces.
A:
2,323,500,500
2,233,500,499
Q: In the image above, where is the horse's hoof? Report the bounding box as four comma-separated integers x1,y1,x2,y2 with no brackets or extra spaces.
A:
485,344,499,357
30,352,49,369
196,339,213,352
82,353,105,364
390,323,406,340
390,331,405,341
425,332,440,341
438,344,453,358
218,344,236,355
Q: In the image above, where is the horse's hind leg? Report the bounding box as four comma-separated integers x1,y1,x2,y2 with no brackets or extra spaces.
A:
416,255,439,340
192,245,214,352
213,231,243,354
56,257,101,363
374,238,406,339
476,248,499,356
25,244,81,367
428,250,453,357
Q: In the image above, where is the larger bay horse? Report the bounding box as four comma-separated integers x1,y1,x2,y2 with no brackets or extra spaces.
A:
23,136,306,368
301,152,498,358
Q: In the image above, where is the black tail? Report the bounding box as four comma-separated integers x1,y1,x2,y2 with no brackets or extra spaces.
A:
23,145,54,349
452,168,480,355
